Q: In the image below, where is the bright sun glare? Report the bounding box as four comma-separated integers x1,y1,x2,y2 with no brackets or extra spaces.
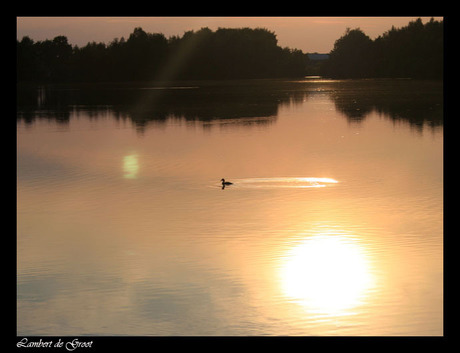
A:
279,234,374,316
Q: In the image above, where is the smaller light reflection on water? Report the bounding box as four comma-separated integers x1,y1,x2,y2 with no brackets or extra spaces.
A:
123,154,139,179
228,177,339,189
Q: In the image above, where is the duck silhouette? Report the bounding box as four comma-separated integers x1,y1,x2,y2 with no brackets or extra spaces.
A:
221,178,233,189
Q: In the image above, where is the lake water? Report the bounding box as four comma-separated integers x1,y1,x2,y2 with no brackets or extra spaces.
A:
17,79,443,336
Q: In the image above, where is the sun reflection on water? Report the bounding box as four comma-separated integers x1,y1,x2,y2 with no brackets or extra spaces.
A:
279,232,375,317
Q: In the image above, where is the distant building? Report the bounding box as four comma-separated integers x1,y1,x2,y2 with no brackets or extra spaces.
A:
307,53,330,61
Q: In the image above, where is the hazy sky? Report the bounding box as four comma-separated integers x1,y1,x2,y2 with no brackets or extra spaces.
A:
17,17,442,53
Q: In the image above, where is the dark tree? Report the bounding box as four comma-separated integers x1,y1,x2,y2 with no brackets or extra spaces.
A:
373,18,443,79
324,28,374,78
18,19,442,83
322,18,443,79
17,27,307,83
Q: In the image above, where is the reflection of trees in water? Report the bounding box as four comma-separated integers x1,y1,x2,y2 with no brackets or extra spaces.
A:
17,80,442,132
17,82,283,132
329,80,443,131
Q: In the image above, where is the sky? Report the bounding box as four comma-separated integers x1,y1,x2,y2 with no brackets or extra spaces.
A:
16,17,443,54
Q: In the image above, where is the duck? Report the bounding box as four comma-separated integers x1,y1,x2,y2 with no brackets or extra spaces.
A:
221,178,233,186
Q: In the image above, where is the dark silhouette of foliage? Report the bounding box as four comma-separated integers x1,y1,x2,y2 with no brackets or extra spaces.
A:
324,28,374,78
17,27,308,83
322,18,443,79
17,35,73,82
17,19,443,82
372,18,443,79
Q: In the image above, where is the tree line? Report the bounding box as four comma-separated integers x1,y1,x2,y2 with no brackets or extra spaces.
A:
322,18,443,79
17,18,443,82
17,27,307,82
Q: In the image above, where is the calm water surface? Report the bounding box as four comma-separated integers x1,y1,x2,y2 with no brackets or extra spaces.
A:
17,79,443,336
